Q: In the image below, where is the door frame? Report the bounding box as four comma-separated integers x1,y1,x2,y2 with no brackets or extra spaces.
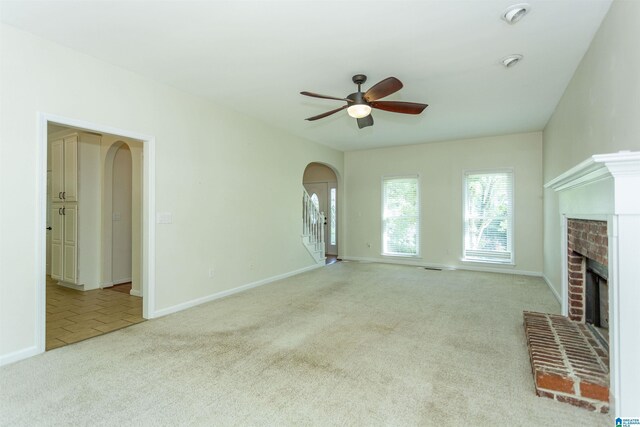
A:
36,112,156,355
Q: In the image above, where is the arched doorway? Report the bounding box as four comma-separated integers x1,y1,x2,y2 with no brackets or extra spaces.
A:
303,162,339,257
111,145,132,286
102,138,143,296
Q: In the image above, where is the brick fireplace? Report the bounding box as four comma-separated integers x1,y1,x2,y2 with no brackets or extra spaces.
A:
538,151,640,417
524,219,611,413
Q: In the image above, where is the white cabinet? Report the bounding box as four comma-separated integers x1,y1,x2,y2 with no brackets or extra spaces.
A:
51,135,78,203
49,131,100,288
50,205,64,280
51,204,77,283
63,204,77,284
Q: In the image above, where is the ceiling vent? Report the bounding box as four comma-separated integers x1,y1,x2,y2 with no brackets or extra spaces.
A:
502,4,531,24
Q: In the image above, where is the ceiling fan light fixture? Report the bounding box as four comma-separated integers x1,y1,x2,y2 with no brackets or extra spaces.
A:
347,103,372,119
502,3,531,24
502,54,523,68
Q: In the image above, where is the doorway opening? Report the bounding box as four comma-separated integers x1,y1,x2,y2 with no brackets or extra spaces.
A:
39,114,155,354
303,162,339,258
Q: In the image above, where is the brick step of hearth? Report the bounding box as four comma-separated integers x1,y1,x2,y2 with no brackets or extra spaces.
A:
523,311,609,413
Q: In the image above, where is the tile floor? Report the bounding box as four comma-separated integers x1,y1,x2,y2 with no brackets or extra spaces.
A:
46,276,144,350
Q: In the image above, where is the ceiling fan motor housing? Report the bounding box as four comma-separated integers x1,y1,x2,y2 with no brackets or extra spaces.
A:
347,92,367,104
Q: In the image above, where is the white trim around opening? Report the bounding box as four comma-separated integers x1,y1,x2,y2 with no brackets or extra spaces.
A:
35,112,156,357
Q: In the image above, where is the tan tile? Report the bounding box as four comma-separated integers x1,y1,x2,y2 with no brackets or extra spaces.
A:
96,305,131,315
47,304,78,314
122,315,145,324
122,300,143,308
47,318,76,329
69,304,106,314
94,313,128,324
94,320,133,333
66,312,103,322
58,328,103,344
46,274,144,350
62,319,106,332
46,338,66,350
47,311,78,321
46,327,68,339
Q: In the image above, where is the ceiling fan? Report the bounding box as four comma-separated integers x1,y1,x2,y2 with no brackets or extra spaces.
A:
301,74,428,129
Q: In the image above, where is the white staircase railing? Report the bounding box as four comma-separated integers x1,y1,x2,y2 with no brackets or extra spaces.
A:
302,188,325,263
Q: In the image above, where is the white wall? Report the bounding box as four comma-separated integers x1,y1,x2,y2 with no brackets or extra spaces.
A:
344,132,543,274
0,24,343,361
542,0,640,294
112,145,133,284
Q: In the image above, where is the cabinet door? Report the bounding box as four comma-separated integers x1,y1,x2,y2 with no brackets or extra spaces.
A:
63,135,78,202
51,204,64,281
62,204,77,284
51,139,64,202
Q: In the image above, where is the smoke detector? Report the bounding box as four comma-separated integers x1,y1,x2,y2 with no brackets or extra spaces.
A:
502,4,531,24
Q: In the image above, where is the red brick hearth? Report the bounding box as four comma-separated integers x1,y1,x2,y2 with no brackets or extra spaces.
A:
523,312,609,413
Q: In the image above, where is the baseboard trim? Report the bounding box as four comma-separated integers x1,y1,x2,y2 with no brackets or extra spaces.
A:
56,281,84,291
341,256,542,277
150,263,324,318
129,289,142,297
0,346,41,367
113,278,132,285
542,274,562,304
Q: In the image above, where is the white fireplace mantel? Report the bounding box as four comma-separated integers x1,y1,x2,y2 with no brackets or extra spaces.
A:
545,151,640,418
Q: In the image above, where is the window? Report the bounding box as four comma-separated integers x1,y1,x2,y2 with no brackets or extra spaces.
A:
463,170,513,263
382,176,419,256
330,188,337,245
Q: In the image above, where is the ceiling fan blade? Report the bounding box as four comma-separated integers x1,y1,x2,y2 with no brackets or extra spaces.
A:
305,105,348,121
301,91,353,102
357,114,374,129
363,77,403,102
370,101,428,115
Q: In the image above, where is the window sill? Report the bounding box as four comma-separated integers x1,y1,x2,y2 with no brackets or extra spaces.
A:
461,258,515,266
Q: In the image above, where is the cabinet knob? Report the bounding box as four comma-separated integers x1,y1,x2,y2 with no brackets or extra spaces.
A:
62,207,66,215
46,226,52,230
58,208,62,215
58,192,62,199
62,191,66,199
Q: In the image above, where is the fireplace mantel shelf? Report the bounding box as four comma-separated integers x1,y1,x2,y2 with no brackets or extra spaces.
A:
545,151,640,192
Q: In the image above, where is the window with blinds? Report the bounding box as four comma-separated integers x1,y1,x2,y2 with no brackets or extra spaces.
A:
382,176,419,256
463,170,513,263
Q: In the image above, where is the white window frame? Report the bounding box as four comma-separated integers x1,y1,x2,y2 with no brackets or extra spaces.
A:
381,174,420,258
462,168,514,265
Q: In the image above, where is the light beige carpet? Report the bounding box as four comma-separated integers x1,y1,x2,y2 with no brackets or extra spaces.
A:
0,262,612,426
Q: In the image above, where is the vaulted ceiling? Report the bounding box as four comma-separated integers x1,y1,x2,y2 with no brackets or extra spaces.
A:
0,0,612,150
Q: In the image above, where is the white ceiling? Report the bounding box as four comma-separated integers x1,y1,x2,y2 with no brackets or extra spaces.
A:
1,0,612,151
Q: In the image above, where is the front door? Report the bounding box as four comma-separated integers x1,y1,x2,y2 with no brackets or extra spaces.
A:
304,182,335,255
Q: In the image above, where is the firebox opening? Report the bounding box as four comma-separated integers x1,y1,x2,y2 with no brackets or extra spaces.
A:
586,258,609,344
